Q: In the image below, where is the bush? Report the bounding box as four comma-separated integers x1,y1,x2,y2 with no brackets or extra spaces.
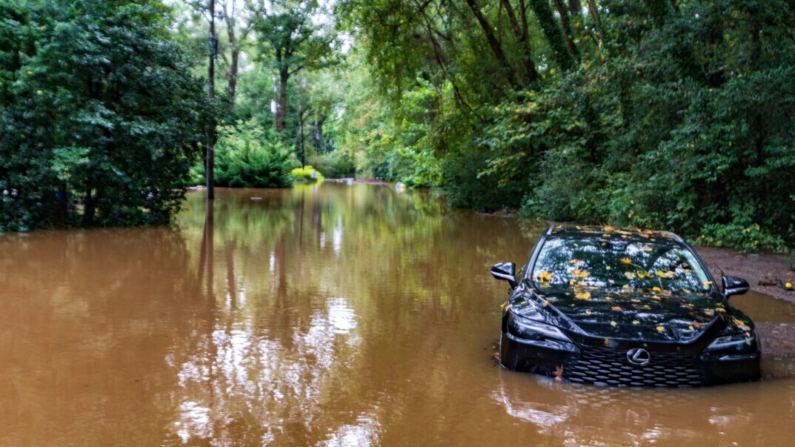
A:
692,223,787,253
0,0,207,231
290,166,324,182
192,120,298,188
441,148,525,210
309,151,355,179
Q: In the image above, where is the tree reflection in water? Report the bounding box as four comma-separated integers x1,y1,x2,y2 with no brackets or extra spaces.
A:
2,184,793,446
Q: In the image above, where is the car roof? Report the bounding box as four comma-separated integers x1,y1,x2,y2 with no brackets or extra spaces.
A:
546,224,685,244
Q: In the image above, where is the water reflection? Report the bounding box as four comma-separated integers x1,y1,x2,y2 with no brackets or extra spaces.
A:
1,184,794,446
493,370,794,446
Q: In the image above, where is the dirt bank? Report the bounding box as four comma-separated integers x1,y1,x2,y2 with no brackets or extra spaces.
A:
695,247,795,304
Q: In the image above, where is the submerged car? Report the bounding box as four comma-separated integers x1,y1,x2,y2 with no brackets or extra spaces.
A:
492,225,761,387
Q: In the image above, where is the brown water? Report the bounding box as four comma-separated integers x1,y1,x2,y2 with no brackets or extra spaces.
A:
1,184,794,446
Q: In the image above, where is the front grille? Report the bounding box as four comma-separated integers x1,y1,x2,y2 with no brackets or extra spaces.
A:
563,345,705,388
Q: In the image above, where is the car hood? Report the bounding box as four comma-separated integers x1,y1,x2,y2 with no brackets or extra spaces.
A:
530,288,731,342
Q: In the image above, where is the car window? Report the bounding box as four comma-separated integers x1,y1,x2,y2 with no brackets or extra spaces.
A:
530,236,711,292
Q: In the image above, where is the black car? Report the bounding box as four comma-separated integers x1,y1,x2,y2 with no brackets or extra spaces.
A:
492,225,761,387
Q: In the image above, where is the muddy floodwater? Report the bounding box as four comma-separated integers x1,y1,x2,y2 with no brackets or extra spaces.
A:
2,184,795,446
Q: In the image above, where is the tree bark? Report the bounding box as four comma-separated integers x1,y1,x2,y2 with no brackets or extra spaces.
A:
464,0,520,88
569,0,582,16
528,0,574,71
206,0,215,200
553,0,579,58
500,0,538,83
83,187,94,227
227,26,239,102
585,0,603,44
276,69,288,132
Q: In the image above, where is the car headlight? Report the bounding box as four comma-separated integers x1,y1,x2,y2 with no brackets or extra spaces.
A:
508,311,572,342
704,332,756,354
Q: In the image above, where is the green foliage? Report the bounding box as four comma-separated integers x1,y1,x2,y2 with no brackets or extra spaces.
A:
692,223,787,253
309,151,355,179
193,120,297,188
0,0,207,232
339,0,795,251
290,165,324,182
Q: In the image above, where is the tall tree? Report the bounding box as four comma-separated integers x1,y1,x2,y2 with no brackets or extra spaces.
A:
0,0,207,231
218,0,260,102
255,0,337,133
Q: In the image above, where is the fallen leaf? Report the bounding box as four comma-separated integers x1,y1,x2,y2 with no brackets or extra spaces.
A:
637,271,652,279
575,292,591,300
611,306,622,311
624,271,637,280
656,326,664,332
542,300,549,307
632,320,640,325
642,246,652,252
610,321,618,327
655,271,669,278
553,365,564,382
620,257,632,265
572,269,590,278
568,259,583,267
537,271,553,282
585,310,592,315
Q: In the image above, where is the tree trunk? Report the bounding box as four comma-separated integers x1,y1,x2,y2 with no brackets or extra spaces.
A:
82,187,94,227
227,27,239,102
553,0,579,59
464,0,520,88
500,0,538,83
207,0,215,200
586,0,603,44
276,69,288,132
528,0,574,71
569,0,582,16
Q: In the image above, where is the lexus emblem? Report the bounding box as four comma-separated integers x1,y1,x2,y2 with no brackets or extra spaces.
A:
627,348,651,366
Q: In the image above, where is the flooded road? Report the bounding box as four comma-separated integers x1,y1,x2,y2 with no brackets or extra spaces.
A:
1,184,794,446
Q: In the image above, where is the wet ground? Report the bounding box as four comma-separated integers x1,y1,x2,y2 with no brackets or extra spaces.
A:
1,184,794,446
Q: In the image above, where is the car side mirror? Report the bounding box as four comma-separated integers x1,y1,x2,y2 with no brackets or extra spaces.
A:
723,276,749,298
491,262,517,289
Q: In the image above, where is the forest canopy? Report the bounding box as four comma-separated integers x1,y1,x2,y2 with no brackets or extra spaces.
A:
0,0,208,231
337,0,795,251
2,0,795,251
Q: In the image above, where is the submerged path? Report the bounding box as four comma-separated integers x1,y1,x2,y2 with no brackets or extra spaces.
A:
0,184,793,446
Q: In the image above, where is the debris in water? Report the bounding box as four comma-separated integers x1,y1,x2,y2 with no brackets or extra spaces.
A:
553,365,564,382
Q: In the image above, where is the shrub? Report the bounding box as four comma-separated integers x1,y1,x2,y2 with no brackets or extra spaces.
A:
192,120,298,188
290,166,324,183
0,0,207,231
309,152,355,179
692,223,787,253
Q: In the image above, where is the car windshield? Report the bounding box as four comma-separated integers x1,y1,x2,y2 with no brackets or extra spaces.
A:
531,236,711,292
